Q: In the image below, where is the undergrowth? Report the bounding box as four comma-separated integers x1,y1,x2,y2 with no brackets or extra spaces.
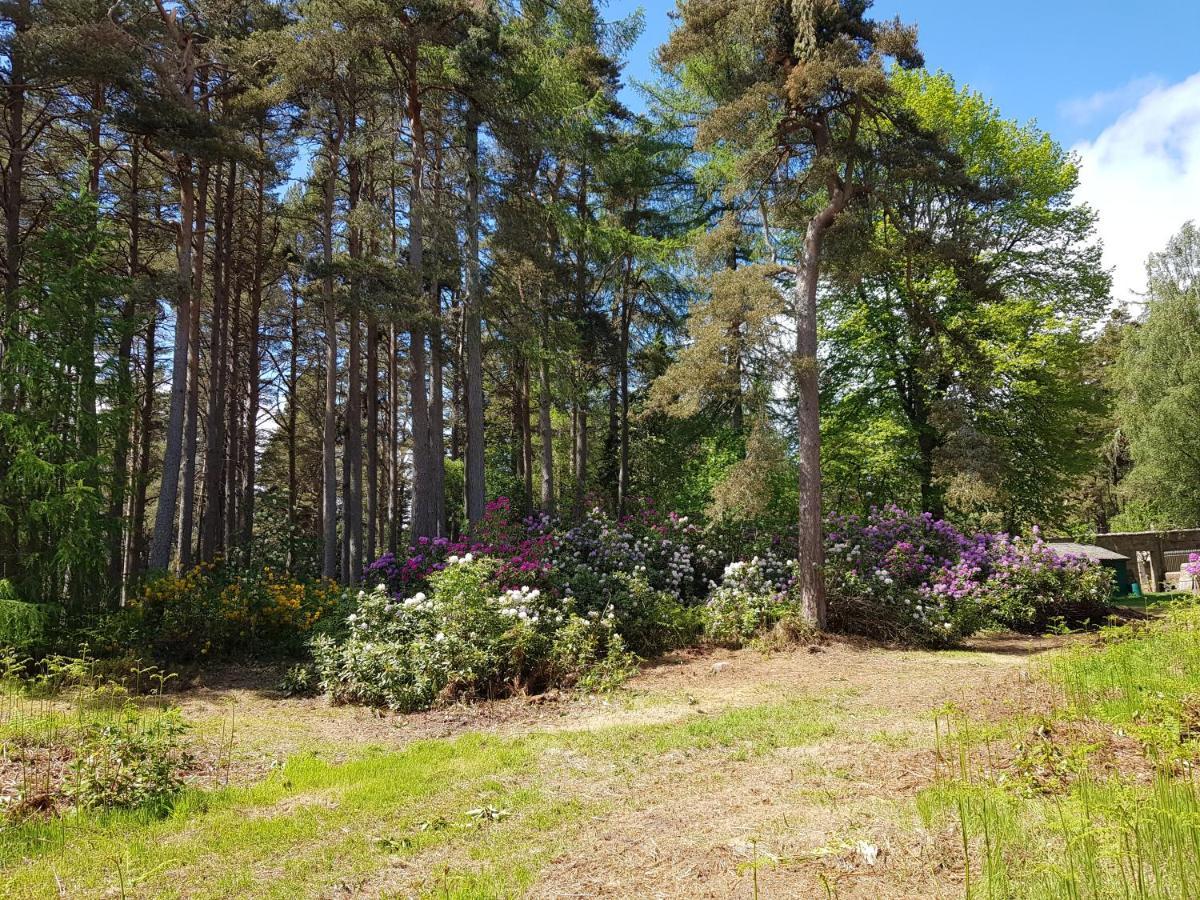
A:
919,599,1200,898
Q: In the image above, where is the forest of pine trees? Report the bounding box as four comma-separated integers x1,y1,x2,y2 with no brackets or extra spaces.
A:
0,0,1125,619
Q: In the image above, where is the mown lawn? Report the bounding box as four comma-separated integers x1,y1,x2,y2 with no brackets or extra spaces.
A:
9,605,1200,898
0,699,833,898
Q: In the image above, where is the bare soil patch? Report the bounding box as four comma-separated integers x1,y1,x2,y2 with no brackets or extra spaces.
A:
186,631,1070,898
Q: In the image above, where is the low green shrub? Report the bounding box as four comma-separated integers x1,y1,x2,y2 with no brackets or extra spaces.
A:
703,556,804,644
980,557,1113,634
311,557,650,711
0,579,61,653
105,562,344,662
64,705,190,812
279,663,319,697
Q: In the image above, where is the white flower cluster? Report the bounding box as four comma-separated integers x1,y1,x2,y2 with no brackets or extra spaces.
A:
401,591,433,610
495,585,550,623
586,603,617,625
446,553,475,565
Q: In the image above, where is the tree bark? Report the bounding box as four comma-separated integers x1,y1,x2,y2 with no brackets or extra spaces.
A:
794,199,844,629
346,120,363,583
571,164,589,519
366,317,379,563
463,105,486,525
538,326,555,516
177,154,209,570
617,253,632,518
387,322,400,554
406,46,437,539
241,162,265,557
200,160,231,562
321,131,340,580
149,152,197,572
521,361,533,506
108,140,140,592
287,273,299,571
347,306,362,582
129,294,157,579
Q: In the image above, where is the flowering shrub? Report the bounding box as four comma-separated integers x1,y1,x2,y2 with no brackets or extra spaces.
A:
704,554,801,644
1185,554,1200,592
825,509,1110,644
310,557,640,711
365,498,556,596
118,562,343,661
492,506,720,619
971,533,1111,632
309,501,1117,707
826,508,986,644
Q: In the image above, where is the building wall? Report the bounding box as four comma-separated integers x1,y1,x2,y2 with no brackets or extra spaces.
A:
1091,530,1200,591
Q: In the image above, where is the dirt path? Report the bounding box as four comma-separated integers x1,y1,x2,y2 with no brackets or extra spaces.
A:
522,634,1067,900
175,633,1070,898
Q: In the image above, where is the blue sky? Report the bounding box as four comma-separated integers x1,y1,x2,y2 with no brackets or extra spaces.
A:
607,0,1200,304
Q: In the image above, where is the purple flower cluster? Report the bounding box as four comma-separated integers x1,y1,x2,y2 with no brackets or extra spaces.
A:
361,499,1107,647
365,498,556,597
826,508,1105,640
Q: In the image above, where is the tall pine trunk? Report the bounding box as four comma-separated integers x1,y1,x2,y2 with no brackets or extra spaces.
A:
463,106,486,525
321,133,340,580
108,140,140,592
177,156,209,570
240,161,265,556
199,161,230,561
366,317,379,563
406,46,438,539
794,204,842,629
149,153,196,572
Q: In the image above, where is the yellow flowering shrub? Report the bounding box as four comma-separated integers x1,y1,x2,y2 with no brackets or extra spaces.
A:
125,562,346,661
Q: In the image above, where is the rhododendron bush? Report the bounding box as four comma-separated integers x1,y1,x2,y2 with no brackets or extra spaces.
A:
825,508,1110,645
312,499,1112,708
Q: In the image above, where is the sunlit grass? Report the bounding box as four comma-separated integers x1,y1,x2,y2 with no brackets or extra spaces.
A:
0,699,836,898
919,598,1200,899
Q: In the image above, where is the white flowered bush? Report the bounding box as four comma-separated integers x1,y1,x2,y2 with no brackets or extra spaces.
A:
703,556,803,644
310,557,645,710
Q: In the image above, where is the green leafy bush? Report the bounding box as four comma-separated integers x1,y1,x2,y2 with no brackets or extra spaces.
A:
0,579,60,653
703,556,803,644
64,705,191,812
105,562,344,662
311,557,648,711
981,558,1113,633
279,663,319,697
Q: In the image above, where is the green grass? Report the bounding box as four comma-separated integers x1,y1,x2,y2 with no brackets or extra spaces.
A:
0,699,835,898
918,598,1200,899
1113,591,1189,612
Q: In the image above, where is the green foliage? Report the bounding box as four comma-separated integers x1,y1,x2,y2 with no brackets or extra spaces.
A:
548,617,638,693
823,70,1109,529
921,603,1200,897
601,572,702,658
95,563,344,663
0,195,128,606
703,555,803,644
982,564,1112,635
1047,600,1200,757
1112,223,1200,529
311,559,641,711
278,663,319,698
0,580,60,653
65,705,190,812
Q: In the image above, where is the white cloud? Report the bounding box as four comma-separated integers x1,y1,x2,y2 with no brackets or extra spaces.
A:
1073,73,1200,305
1059,76,1165,127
